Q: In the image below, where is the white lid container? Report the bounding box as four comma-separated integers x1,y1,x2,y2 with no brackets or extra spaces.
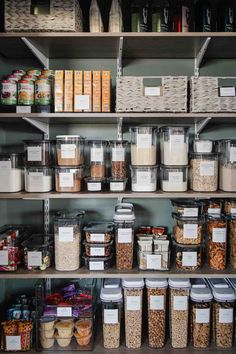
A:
122,278,144,289
100,287,123,302
104,278,121,289
113,203,135,222
169,278,191,289
193,139,213,153
145,278,168,289
191,279,207,288
208,278,229,289
190,288,213,302
213,288,235,302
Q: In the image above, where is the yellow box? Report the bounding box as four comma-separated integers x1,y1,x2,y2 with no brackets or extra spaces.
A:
93,71,101,112
54,70,64,112
102,70,111,113
64,70,74,112
74,71,83,112
83,71,92,112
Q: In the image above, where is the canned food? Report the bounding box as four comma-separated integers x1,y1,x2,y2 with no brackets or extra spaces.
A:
0,80,17,105
18,79,34,105
35,78,52,106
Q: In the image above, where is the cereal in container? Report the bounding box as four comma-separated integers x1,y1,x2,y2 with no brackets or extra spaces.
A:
130,127,157,166
190,153,218,192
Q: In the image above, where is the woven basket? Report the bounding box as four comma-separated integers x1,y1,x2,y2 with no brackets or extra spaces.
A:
5,0,83,32
190,76,236,113
116,76,188,113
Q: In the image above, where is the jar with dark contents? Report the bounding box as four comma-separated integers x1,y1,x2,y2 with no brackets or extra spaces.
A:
109,140,128,179
84,240,113,257
83,254,113,271
224,199,236,215
204,199,223,216
89,140,107,178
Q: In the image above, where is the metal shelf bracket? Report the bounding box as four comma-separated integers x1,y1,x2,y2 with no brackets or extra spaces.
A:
117,117,123,141
194,37,211,77
22,117,49,139
195,117,212,136
117,37,124,78
21,37,49,69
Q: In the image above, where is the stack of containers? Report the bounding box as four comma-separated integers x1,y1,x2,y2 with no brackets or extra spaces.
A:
108,140,128,192
22,234,53,271
55,135,85,193
130,127,158,192
160,127,189,192
0,152,24,192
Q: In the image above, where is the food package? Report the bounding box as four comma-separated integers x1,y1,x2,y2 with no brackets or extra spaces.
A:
89,0,104,33
109,0,123,32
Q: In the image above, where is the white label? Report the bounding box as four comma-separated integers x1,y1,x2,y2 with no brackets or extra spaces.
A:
91,148,104,162
169,172,183,184
0,161,11,175
195,141,212,152
183,208,198,217
6,336,21,351
28,172,44,188
57,307,72,317
219,308,233,323
231,208,236,214
28,251,42,267
137,134,152,148
173,296,188,311
150,295,164,310
118,228,132,243
74,95,90,110
59,227,74,242
230,147,236,163
90,234,105,242
196,308,210,323
208,208,221,215
112,148,125,162
220,87,235,97
27,146,42,162
137,171,151,185
200,161,215,176
127,296,141,311
16,106,31,113
182,252,197,267
147,254,162,270
88,182,101,191
110,182,124,191
91,247,105,256
59,172,74,188
212,228,226,243
183,223,198,239
89,261,104,270
170,135,185,149
145,86,161,96
0,250,8,265
61,144,76,159
104,309,118,324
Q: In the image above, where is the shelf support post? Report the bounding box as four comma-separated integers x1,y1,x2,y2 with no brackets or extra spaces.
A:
117,117,123,141
117,37,124,78
21,37,49,69
194,37,211,77
195,117,212,136
22,117,49,138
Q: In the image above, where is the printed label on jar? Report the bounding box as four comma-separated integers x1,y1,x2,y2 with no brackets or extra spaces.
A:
27,146,42,162
219,308,233,323
169,172,183,183
137,134,152,148
28,251,42,267
182,252,197,267
57,307,72,317
89,261,104,270
59,172,74,188
58,227,74,242
195,141,212,152
117,228,132,243
90,234,105,242
230,146,236,163
91,148,104,162
208,208,221,215
0,250,8,265
90,247,105,256
212,228,226,243
200,161,215,176
6,336,21,351
104,309,118,324
183,208,198,217
196,308,210,323
87,182,101,191
137,171,151,185
150,295,164,310
61,144,76,159
183,224,198,239
231,208,236,214
110,182,124,191
146,254,162,270
170,135,185,149
127,296,141,311
0,161,11,175
173,296,188,311
112,148,125,162
28,172,44,188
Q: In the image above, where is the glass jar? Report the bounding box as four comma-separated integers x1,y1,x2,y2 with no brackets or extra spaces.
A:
100,283,123,349
24,140,53,166
122,279,144,349
84,222,114,244
190,153,218,192
130,127,157,166
160,126,189,166
190,287,213,348
204,199,223,216
84,240,113,257
160,165,188,192
169,278,190,348
171,199,203,218
18,79,34,105
130,165,158,192
83,254,113,271
146,278,168,348
54,210,84,271
172,213,204,245
89,140,107,178
55,166,83,192
207,214,227,270
193,139,213,153
35,78,52,106
25,167,53,192
0,79,17,105
109,140,128,178
219,140,236,191
56,135,85,166
224,199,236,215
0,153,24,192
173,239,202,271
229,215,236,269
85,177,106,192
108,177,127,192
22,234,53,271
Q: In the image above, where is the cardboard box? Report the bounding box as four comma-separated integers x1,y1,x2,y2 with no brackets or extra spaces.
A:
93,71,101,112
64,70,74,112
54,70,64,112
83,71,92,112
102,71,111,112
74,71,83,112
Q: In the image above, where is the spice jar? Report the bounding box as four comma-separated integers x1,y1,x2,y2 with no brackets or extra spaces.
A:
130,165,158,192
0,153,24,192
56,135,85,166
84,222,114,244
24,140,53,166
207,214,227,270
193,139,213,153
25,167,53,193
100,281,123,349
54,210,84,271
169,278,190,349
160,127,189,166
89,140,107,178
55,166,83,192
160,165,188,192
113,203,135,270
190,287,213,348
218,140,236,191
229,215,236,269
171,199,203,218
172,213,204,245
122,278,144,349
190,153,218,192
173,238,202,271
109,140,128,178
22,234,53,271
130,127,157,166
146,278,168,348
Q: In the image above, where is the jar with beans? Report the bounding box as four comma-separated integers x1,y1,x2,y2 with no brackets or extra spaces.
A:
207,214,227,270
190,153,218,192
89,140,107,178
109,140,128,179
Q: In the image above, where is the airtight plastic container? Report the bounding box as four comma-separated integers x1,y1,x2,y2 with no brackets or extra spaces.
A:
0,153,24,192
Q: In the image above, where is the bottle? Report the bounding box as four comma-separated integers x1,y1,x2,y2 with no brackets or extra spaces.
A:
152,0,172,32
173,0,192,32
195,0,213,32
131,0,151,32
217,1,235,32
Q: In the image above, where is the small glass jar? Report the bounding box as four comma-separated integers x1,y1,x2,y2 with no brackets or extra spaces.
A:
85,177,106,192
0,153,24,192
229,215,236,269
25,167,53,193
130,127,157,166
160,127,189,166
207,214,227,270
109,140,128,178
190,153,218,192
84,240,113,257
204,199,223,216
172,213,204,245
219,140,236,191
56,135,85,166
83,254,113,271
24,140,53,166
22,234,53,271
130,165,158,192
171,199,203,218
89,140,107,178
108,177,127,192
172,238,202,271
18,79,34,105
0,79,17,105
55,166,83,192
193,139,213,153
84,222,114,244
160,165,188,192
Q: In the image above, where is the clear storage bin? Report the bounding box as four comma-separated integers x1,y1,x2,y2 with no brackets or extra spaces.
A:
109,140,128,178
130,165,158,192
122,279,144,349
207,214,227,270
24,140,53,166
204,199,223,215
219,140,236,191
160,165,188,192
89,140,107,178
146,278,168,348
0,153,24,192
160,127,189,166
84,222,114,244
224,199,236,215
172,239,202,271
1,320,33,352
84,177,106,192
130,127,157,166
56,135,85,166
190,153,218,192
55,166,83,193
22,234,53,271
83,254,113,271
171,199,203,218
108,177,127,192
193,139,213,153
84,240,113,257
229,215,236,269
172,214,204,245
137,238,170,271
25,167,53,192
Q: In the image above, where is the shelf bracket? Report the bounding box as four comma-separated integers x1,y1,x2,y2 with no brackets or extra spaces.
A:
117,37,124,78
21,37,49,69
195,117,212,136
22,117,49,139
117,117,123,141
194,37,211,77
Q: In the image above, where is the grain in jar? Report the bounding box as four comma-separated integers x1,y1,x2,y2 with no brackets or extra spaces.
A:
207,214,227,270
55,166,83,192
229,215,236,269
224,199,236,215
160,127,189,166
160,165,188,192
172,213,203,245
109,140,128,179
89,140,107,178
25,167,53,193
130,127,157,165
56,135,85,166
190,153,218,192
204,198,223,216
